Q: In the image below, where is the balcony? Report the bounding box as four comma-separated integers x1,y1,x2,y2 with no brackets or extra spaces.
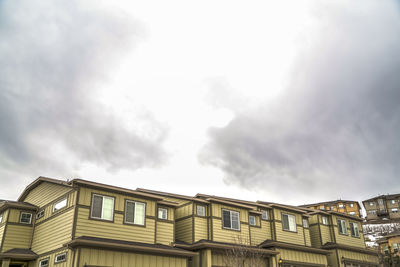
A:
376,209,389,217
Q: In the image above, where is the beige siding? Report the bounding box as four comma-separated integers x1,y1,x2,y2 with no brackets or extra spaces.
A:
31,208,74,254
23,182,72,207
211,203,248,223
304,228,312,246
250,220,271,246
320,224,332,244
327,249,339,267
332,215,365,248
194,217,208,242
35,248,72,267
337,249,379,266
212,251,268,267
156,221,174,245
212,219,250,245
78,187,156,217
276,248,328,266
176,217,192,243
309,224,322,248
79,248,188,267
0,224,4,250
2,224,33,251
161,196,191,205
176,203,193,219
35,191,77,224
273,208,307,246
75,207,155,243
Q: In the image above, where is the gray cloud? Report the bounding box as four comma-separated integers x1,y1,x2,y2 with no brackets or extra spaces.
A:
0,0,168,198
200,1,400,204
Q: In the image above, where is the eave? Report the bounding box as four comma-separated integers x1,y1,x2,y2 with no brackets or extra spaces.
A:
260,240,331,255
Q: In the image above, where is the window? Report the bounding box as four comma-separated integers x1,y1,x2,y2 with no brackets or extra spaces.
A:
391,200,396,204
349,203,354,208
39,258,49,267
261,210,269,220
369,202,374,206
338,219,347,235
55,252,67,263
303,218,309,228
197,205,206,216
0,214,2,223
349,211,356,215
125,200,146,225
368,210,376,214
282,214,296,232
392,208,398,213
322,216,329,225
338,204,344,208
53,198,67,212
20,212,32,224
91,194,114,221
249,215,256,226
158,207,168,220
349,222,360,237
36,210,45,219
222,209,240,230
319,206,325,210
330,206,335,210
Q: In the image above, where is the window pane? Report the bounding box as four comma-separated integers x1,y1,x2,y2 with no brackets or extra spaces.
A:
20,213,32,224
288,215,296,231
303,218,308,228
222,210,231,228
158,208,167,219
54,198,67,212
102,197,114,220
92,195,103,218
134,202,145,225
197,205,205,216
125,201,135,223
282,214,289,230
262,210,268,220
231,211,240,230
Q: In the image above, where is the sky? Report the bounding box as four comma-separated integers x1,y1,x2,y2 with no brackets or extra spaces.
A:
1,0,400,206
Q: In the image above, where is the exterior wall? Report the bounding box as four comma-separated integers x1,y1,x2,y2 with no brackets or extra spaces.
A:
273,208,309,246
78,248,188,267
194,216,208,242
74,187,158,244
331,215,365,248
176,217,193,243
156,221,174,245
23,182,72,207
337,249,379,267
250,217,272,246
211,203,250,245
34,248,72,267
1,208,34,252
0,210,8,251
309,215,322,248
211,250,268,267
31,190,76,255
275,248,328,266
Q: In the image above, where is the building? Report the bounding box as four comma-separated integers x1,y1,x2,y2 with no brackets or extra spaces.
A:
0,177,380,267
377,232,400,256
362,194,400,222
299,200,362,218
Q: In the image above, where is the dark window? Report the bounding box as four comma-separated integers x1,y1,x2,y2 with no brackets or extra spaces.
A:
222,210,231,228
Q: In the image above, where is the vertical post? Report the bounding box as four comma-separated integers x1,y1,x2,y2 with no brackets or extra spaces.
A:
1,259,10,267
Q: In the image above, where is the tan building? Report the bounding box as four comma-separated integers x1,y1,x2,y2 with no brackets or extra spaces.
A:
362,194,400,222
377,232,400,267
300,200,362,218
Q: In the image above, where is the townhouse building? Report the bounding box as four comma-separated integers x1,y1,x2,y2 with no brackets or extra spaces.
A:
0,177,380,267
299,201,362,218
362,195,400,222
377,231,400,257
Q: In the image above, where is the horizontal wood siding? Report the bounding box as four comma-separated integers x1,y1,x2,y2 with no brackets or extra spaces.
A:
274,208,307,246
79,247,187,267
78,187,156,216
337,249,379,265
0,224,4,251
75,207,155,244
176,203,193,219
31,208,74,254
194,217,208,242
327,249,339,267
24,182,72,207
35,248,71,267
7,209,24,223
304,228,312,247
212,251,268,267
212,219,250,245
309,224,322,248
211,203,248,222
332,215,365,248
35,191,76,224
156,221,174,245
161,196,191,205
2,224,32,251
250,220,271,246
176,217,192,243
276,248,328,265
320,225,332,245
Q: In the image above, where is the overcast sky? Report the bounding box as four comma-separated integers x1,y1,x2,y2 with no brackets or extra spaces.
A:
1,0,399,205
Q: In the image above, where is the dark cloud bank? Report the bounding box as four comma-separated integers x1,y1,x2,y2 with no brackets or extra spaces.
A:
0,0,167,197
200,1,400,204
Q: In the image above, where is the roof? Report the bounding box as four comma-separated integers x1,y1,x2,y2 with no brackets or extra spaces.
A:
195,193,271,209
136,188,210,204
18,176,71,202
64,236,197,257
259,240,331,255
0,248,38,260
321,242,378,256
363,193,400,203
174,239,279,255
0,200,38,213
257,201,310,215
299,200,361,209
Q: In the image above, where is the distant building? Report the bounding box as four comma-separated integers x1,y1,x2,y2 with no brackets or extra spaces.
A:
363,194,400,222
300,200,362,218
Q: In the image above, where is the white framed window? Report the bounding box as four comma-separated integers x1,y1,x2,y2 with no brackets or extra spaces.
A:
330,206,335,211
391,200,396,204
338,219,347,235
349,222,360,237
302,218,309,228
55,252,67,263
39,258,49,267
338,204,344,208
392,208,398,213
349,203,354,208
368,210,376,214
91,194,114,221
349,211,356,215
125,200,146,225
282,213,296,232
222,209,240,230
322,216,329,225
261,210,269,220
197,205,206,216
20,212,32,224
53,198,67,212
36,210,45,219
0,214,3,223
158,207,168,220
249,215,256,226
369,202,374,206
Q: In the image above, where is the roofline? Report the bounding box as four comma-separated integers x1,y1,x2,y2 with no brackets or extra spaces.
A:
259,240,331,255
362,194,400,203
257,201,310,215
205,197,257,210
17,176,71,202
321,243,378,256
136,188,210,204
64,238,197,257
0,252,38,260
195,193,271,209
299,200,361,209
0,201,38,213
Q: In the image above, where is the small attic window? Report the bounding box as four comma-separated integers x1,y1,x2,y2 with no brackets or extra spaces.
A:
20,212,32,224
